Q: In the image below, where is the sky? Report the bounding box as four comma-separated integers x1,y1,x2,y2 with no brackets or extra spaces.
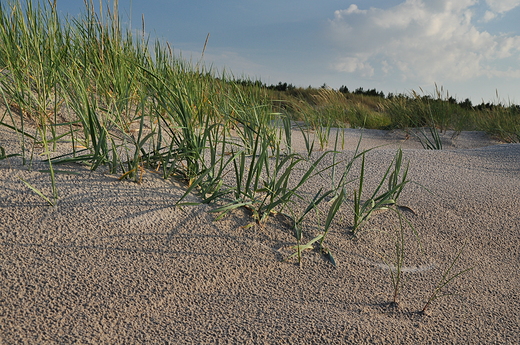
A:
54,0,520,104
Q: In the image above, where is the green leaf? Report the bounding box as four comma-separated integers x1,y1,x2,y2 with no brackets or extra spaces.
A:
38,169,80,175
19,177,54,206
322,248,337,267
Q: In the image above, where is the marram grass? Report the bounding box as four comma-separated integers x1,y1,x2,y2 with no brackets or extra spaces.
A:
0,0,474,313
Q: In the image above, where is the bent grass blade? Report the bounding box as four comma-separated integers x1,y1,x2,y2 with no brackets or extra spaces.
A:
318,187,346,266
19,176,55,206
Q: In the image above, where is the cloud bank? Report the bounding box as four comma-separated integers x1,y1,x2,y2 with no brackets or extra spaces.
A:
328,0,520,84
485,0,520,13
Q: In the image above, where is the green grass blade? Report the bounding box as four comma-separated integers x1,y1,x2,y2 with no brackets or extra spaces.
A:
19,177,54,206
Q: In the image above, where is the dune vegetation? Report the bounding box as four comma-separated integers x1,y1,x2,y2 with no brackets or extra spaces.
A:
259,82,520,144
0,0,503,314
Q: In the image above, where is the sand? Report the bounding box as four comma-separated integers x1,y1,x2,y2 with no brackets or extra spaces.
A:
1,125,519,344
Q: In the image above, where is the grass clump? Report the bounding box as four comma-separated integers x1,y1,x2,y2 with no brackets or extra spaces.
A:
352,149,409,236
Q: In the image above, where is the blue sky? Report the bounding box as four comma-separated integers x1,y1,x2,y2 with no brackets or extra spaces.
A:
56,0,520,103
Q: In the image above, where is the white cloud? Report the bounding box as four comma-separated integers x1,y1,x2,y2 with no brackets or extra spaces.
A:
485,0,520,13
343,4,367,15
328,0,520,83
335,56,375,77
482,10,497,21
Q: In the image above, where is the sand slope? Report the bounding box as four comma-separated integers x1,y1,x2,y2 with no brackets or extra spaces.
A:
1,127,519,344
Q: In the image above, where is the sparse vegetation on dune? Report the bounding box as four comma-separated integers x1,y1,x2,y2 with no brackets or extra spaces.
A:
239,81,520,143
0,0,482,315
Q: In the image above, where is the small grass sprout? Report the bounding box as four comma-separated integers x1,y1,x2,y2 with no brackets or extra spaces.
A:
421,241,473,314
372,209,415,308
287,234,324,268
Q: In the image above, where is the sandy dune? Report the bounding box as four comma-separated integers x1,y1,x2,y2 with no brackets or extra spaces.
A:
1,126,519,344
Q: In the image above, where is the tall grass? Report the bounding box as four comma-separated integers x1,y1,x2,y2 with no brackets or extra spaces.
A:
474,101,520,143
266,84,520,143
382,86,520,143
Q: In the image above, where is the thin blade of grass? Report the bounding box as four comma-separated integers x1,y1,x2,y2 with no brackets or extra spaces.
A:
19,177,54,206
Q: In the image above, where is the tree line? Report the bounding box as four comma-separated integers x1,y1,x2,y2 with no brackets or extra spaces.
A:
234,79,519,110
